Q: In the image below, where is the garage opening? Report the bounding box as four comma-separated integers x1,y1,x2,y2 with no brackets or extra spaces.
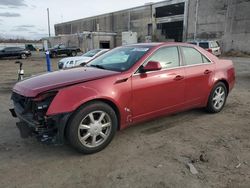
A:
99,41,110,49
157,21,183,42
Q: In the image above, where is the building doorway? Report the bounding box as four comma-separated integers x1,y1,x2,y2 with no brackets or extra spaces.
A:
99,41,110,49
153,1,186,42
157,21,183,42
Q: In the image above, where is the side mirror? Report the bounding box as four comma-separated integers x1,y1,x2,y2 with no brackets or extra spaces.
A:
141,61,162,73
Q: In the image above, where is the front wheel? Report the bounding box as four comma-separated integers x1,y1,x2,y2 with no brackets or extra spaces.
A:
20,53,27,59
206,82,228,113
66,102,118,154
71,51,77,56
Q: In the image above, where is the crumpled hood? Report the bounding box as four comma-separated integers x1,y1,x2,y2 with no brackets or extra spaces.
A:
13,67,119,97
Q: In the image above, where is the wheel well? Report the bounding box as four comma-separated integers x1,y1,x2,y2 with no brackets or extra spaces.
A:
65,99,121,135
96,99,121,130
217,79,229,95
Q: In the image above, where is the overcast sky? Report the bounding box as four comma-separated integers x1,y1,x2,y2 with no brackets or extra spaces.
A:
0,0,162,40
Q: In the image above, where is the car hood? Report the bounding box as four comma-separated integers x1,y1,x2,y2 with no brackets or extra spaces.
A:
13,67,119,97
59,56,92,63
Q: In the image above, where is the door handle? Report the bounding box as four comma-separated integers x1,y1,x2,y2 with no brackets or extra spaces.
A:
204,70,212,74
174,75,184,81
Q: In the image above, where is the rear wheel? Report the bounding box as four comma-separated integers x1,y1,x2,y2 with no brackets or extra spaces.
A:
66,102,117,154
206,82,227,113
51,52,57,58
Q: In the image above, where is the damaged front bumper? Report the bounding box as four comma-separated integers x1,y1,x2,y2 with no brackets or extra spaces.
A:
10,105,71,145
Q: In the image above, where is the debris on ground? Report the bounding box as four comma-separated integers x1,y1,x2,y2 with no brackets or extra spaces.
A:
116,175,123,180
235,163,241,169
199,152,209,163
186,163,198,175
154,164,163,168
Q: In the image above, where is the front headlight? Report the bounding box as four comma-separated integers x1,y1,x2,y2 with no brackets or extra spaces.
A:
33,91,58,102
33,91,58,109
32,91,58,121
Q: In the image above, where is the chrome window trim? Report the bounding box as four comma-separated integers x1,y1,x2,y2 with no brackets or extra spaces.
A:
133,62,214,76
180,46,213,65
132,45,214,76
133,46,182,75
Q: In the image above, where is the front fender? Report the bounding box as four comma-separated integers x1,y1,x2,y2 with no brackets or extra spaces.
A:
46,86,99,116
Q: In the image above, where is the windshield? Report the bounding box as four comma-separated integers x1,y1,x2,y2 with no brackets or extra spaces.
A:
87,47,151,72
83,49,101,57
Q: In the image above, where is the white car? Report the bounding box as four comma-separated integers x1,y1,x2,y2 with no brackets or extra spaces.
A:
58,49,109,69
188,40,221,56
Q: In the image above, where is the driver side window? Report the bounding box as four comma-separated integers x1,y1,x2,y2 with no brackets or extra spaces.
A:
146,47,180,69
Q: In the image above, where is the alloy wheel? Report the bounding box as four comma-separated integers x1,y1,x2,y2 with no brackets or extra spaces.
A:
212,86,226,110
78,111,112,148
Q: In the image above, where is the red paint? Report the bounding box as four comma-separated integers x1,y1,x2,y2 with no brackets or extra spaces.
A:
142,61,162,72
12,43,235,130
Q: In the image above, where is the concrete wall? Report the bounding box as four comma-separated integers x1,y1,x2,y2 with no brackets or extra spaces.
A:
46,33,116,53
54,0,250,52
54,5,153,46
187,0,250,52
222,0,250,52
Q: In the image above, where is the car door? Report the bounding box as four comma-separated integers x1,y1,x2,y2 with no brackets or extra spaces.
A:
58,45,66,55
0,48,5,57
131,46,185,121
4,48,13,57
181,46,215,107
13,47,21,57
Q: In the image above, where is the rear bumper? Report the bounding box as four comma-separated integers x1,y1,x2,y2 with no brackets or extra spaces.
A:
10,106,71,145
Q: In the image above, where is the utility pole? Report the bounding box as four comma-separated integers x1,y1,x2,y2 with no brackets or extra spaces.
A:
128,10,131,31
194,0,199,40
47,8,51,37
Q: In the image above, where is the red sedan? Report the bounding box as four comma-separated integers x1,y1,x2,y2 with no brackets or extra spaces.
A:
10,42,235,154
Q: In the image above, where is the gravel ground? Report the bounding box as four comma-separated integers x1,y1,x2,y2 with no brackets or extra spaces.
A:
0,53,249,188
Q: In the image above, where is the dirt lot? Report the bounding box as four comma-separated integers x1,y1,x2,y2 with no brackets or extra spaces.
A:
0,53,249,188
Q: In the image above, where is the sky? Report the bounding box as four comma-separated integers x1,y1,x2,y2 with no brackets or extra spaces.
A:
0,0,162,40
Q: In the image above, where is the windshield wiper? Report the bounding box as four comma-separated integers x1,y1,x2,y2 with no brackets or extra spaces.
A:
89,64,106,70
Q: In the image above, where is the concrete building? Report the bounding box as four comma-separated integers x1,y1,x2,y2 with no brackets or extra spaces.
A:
53,0,250,52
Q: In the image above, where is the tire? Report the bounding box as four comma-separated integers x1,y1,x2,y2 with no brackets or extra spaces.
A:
20,53,27,59
51,52,57,58
66,102,118,154
206,82,228,113
71,51,77,57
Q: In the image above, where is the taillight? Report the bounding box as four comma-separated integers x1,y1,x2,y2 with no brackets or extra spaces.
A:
207,48,212,53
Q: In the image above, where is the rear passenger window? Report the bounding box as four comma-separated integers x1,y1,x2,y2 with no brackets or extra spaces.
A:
182,47,211,65
146,47,179,69
202,55,211,63
182,47,203,65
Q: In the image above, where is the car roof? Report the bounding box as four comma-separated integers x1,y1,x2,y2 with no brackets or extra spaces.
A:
125,42,199,48
187,40,218,43
4,47,23,49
